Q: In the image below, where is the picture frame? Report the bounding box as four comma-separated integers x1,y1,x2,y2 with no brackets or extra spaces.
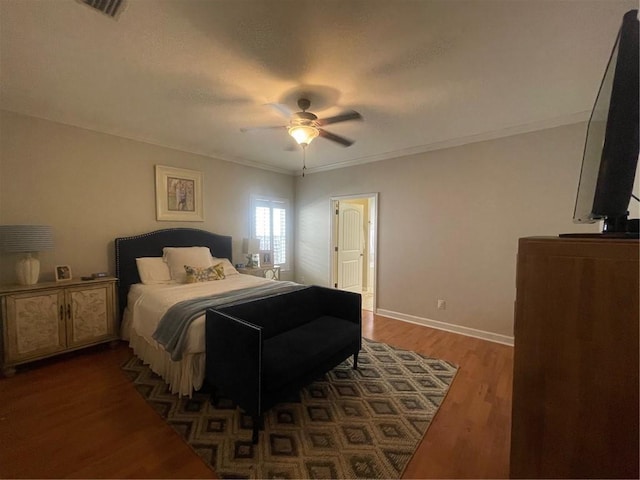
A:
155,165,204,222
55,265,72,282
259,250,274,267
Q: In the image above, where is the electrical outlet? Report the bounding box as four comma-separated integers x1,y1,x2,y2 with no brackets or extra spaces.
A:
437,299,446,310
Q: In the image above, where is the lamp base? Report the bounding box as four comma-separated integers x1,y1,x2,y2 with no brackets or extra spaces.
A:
246,253,260,268
16,254,40,285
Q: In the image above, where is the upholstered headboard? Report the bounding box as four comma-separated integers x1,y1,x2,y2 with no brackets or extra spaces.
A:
114,228,233,317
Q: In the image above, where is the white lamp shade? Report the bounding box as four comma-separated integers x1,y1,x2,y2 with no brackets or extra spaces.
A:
242,237,261,254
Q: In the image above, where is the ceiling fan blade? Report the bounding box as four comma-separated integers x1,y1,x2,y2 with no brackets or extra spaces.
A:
318,128,354,147
240,125,287,133
317,110,362,126
265,103,293,118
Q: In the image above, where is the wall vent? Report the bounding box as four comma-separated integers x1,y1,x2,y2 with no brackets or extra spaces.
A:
79,0,126,19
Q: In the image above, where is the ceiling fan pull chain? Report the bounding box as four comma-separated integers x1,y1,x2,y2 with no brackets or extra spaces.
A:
302,146,307,177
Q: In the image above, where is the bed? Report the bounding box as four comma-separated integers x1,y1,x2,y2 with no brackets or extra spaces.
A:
115,228,299,397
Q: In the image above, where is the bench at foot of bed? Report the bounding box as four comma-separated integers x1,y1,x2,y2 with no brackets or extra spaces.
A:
205,285,362,444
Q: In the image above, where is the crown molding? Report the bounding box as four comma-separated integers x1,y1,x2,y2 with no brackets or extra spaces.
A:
4,108,590,177
1,109,293,176
300,111,590,176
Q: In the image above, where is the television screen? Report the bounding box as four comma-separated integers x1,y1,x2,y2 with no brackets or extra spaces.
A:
572,9,639,233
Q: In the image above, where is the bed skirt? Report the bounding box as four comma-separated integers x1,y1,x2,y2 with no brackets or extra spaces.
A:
125,318,204,398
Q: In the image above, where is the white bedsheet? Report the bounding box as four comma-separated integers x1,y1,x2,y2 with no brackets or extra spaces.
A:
127,273,275,354
122,273,278,396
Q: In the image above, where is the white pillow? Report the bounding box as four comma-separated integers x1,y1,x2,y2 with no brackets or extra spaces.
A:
212,257,239,276
163,246,213,283
136,257,173,285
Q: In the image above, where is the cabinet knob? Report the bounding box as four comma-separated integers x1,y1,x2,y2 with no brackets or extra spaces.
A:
67,304,71,319
59,305,64,321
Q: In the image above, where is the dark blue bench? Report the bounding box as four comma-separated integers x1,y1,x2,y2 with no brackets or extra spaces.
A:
205,286,361,443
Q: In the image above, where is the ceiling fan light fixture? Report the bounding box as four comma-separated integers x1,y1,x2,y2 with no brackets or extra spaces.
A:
288,125,319,146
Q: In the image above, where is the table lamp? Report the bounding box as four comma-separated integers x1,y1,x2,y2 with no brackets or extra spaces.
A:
242,237,261,268
0,225,54,285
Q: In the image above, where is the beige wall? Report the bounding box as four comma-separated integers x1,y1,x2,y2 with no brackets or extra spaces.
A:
0,111,294,283
0,112,609,339
295,123,600,338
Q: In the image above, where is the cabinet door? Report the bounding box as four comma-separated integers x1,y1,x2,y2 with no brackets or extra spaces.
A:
264,267,280,280
66,283,116,348
4,290,66,363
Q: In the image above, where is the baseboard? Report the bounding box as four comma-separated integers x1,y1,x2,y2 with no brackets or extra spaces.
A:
376,308,514,347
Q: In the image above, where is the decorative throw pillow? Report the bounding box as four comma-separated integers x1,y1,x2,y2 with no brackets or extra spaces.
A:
184,263,226,283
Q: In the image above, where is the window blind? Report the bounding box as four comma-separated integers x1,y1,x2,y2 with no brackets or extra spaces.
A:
252,196,289,269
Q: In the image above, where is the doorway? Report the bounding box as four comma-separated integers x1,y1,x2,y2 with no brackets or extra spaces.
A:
330,193,378,312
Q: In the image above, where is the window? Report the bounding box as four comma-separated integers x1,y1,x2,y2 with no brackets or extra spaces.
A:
250,195,290,270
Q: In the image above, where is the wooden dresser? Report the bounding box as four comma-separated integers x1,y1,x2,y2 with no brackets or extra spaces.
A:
0,277,118,376
510,237,639,479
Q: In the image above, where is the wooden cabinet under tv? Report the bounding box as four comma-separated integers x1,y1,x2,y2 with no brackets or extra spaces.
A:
510,237,639,479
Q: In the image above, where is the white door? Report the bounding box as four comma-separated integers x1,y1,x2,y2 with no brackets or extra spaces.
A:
337,202,364,293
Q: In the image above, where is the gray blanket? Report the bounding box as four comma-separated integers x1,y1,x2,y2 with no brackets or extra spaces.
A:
152,281,308,360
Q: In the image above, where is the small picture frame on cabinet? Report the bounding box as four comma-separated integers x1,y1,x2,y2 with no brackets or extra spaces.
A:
259,250,274,267
55,265,72,282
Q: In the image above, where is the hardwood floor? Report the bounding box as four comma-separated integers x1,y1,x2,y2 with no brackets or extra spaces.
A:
363,313,514,479
0,312,513,479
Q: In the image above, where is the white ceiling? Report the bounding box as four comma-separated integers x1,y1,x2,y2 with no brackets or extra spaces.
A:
0,0,635,175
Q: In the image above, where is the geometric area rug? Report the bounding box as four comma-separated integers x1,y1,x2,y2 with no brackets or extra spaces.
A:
122,337,458,479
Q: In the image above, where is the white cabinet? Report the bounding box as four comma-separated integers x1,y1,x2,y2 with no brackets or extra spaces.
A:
1,277,118,376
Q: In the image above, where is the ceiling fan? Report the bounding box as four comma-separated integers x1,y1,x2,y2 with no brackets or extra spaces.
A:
241,98,363,148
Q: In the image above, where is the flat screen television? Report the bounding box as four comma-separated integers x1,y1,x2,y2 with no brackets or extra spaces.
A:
570,9,639,236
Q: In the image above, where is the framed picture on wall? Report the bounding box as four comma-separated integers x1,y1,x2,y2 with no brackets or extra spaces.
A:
259,250,274,267
155,165,204,221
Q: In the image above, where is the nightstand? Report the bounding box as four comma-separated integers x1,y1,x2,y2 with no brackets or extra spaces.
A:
0,277,118,376
238,266,281,280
